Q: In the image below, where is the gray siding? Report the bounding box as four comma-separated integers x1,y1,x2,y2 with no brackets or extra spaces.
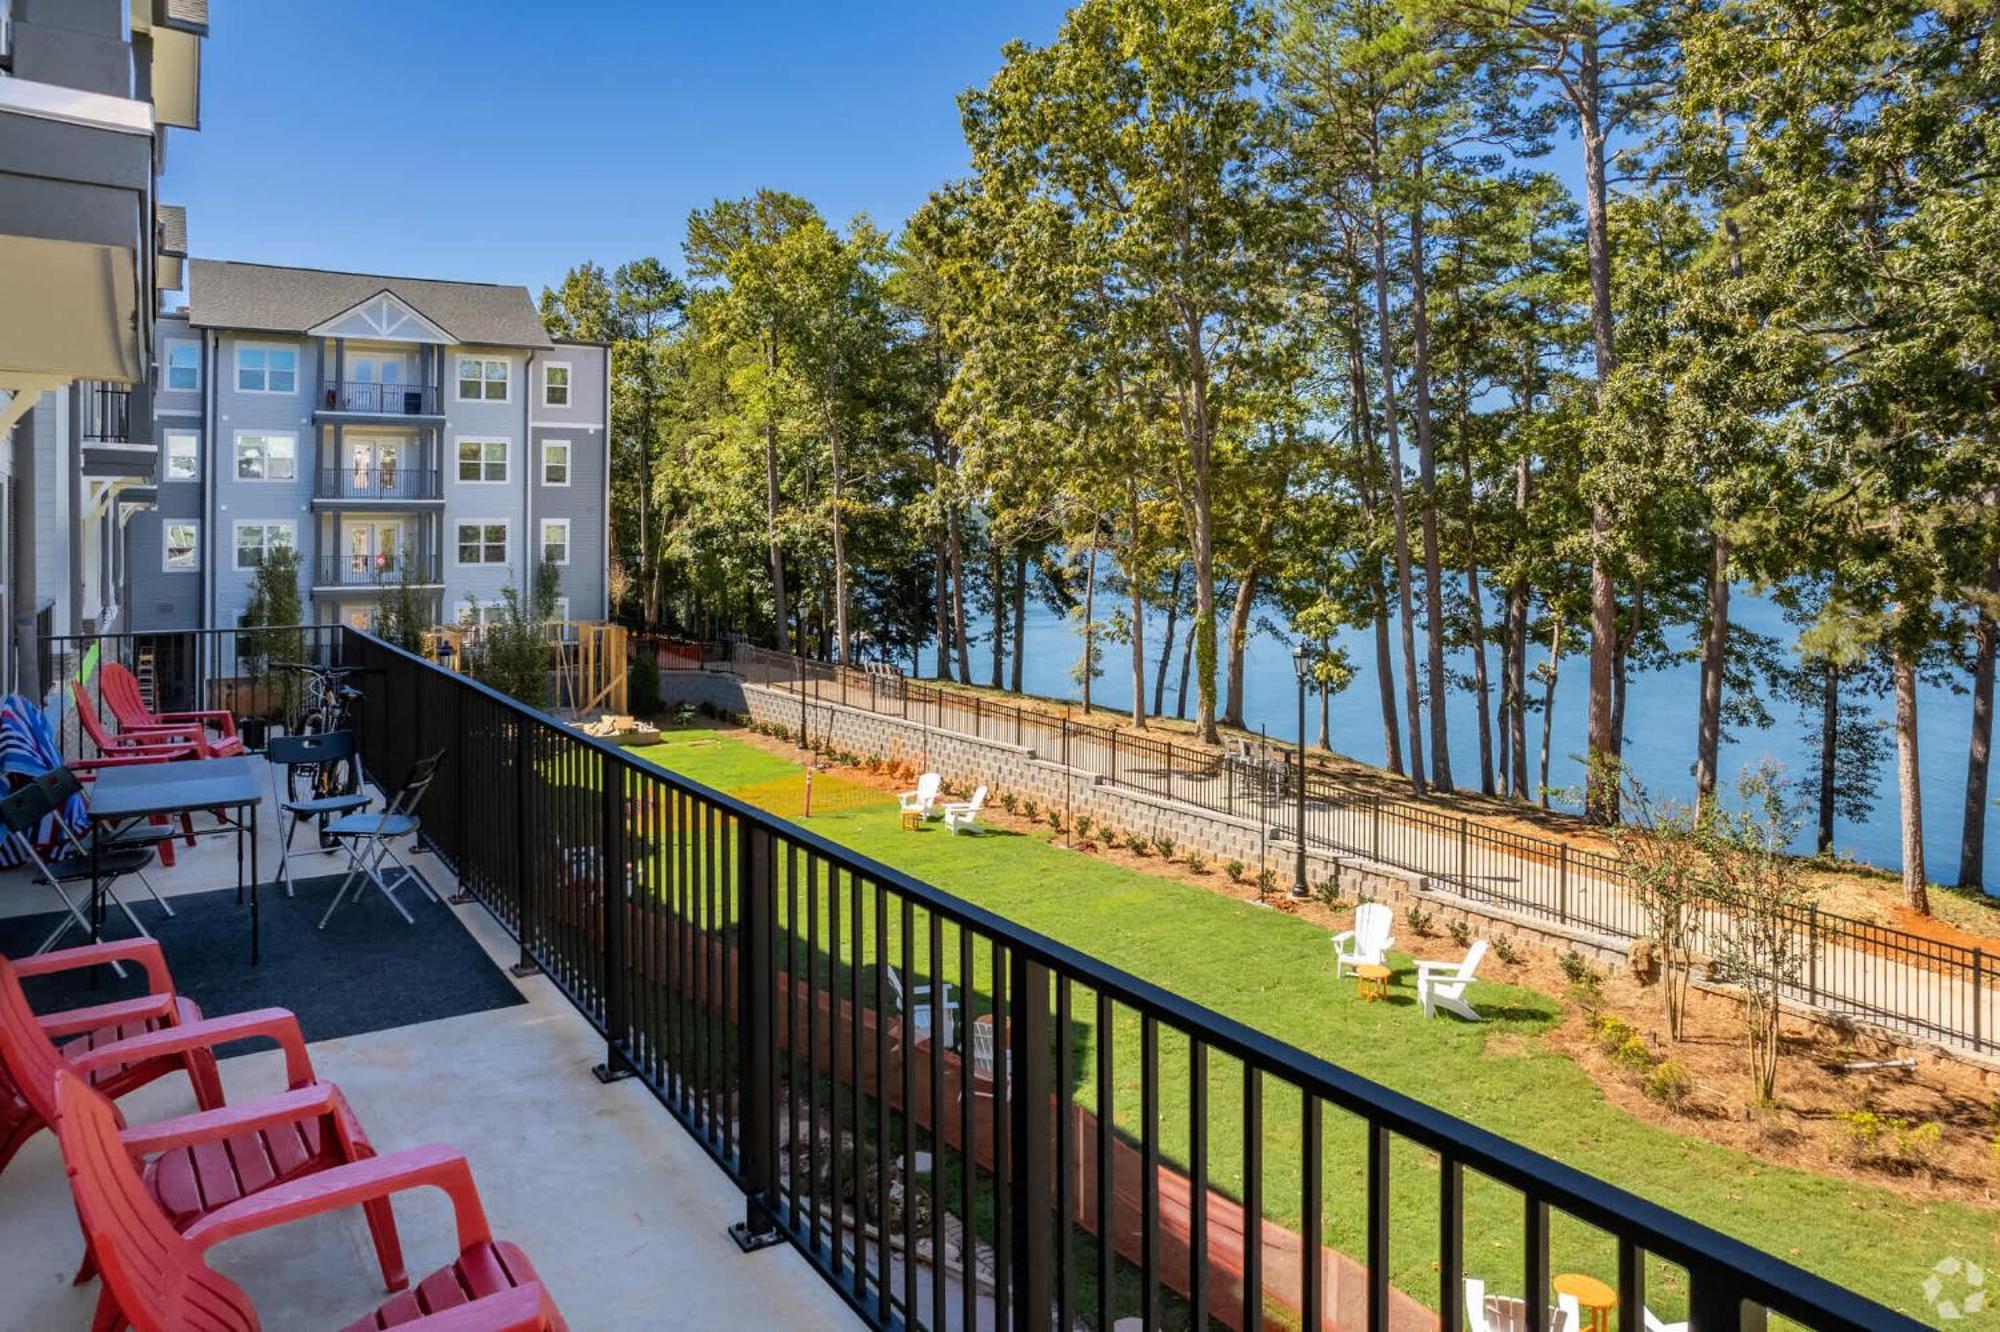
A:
211,330,313,628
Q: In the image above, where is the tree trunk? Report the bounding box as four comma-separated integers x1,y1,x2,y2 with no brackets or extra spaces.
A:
1318,649,1332,750
1578,35,1621,823
1222,571,1258,729
1410,194,1452,791
1153,563,1182,717
1176,624,1193,720
1129,482,1146,729
1694,531,1730,816
1894,644,1931,913
1349,300,1402,776
1960,561,2000,890
1611,574,1644,750
761,336,792,654
1011,545,1028,694
990,539,1006,689
1817,661,1839,855
1460,432,1494,795
1371,184,1427,794
827,410,849,665
1080,527,1099,714
934,537,952,681
947,505,972,683
1539,614,1564,809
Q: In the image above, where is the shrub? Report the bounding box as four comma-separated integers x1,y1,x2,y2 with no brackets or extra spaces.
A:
1046,807,1062,830
1023,799,1040,822
1448,920,1472,949
1896,1120,1943,1172
1126,832,1150,855
1185,851,1208,874
1558,950,1596,985
629,651,663,718
1593,1013,1639,1055
1491,936,1521,965
1840,1110,1888,1152
1404,905,1435,938
1314,877,1345,910
1566,980,1607,1017
1225,859,1246,883
1643,1060,1693,1111
999,791,1019,814
1256,867,1277,892
1075,815,1094,839
1153,835,1176,860
1612,1035,1657,1075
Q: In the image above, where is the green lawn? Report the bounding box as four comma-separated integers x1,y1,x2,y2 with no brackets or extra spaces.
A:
622,728,1984,1326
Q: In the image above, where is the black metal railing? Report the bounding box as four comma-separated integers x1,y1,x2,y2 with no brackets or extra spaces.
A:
315,466,442,501
348,626,1913,1332
81,382,134,444
47,625,350,752
730,644,1996,1057
321,380,441,416
315,553,442,588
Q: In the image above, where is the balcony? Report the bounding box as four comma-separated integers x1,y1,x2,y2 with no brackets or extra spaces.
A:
80,380,158,478
315,552,444,590
313,466,443,504
4,625,1916,1332
316,380,443,420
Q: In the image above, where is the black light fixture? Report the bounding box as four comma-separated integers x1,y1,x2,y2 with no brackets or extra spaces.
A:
1290,642,1311,900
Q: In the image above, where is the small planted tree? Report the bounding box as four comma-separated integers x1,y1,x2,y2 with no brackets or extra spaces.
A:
373,542,435,654
1606,758,1706,1041
1704,762,1816,1104
466,560,560,708
240,544,304,731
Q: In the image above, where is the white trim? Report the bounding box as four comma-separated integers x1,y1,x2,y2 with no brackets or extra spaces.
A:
230,518,297,570
528,420,602,431
541,360,572,407
540,517,571,566
452,517,511,567
162,519,199,573
453,435,511,485
453,355,512,404
162,337,201,392
234,341,300,395
306,291,453,343
161,428,199,483
155,408,204,418
541,439,571,487
231,429,299,482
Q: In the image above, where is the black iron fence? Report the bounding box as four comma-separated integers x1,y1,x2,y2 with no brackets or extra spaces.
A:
349,626,1911,1332
80,382,134,444
321,380,442,416
729,644,1996,1056
314,466,442,501
315,552,443,588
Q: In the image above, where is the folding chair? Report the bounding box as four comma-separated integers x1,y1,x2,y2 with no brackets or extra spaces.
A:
320,750,445,929
34,768,177,919
265,731,372,898
0,784,156,956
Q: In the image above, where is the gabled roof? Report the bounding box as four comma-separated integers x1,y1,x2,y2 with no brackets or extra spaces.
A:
157,204,187,257
185,259,554,349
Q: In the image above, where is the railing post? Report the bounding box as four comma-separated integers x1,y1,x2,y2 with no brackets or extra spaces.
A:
1557,845,1570,924
1371,796,1381,862
1458,818,1469,889
447,681,474,904
1808,905,1821,1006
1975,947,1985,1051
593,752,636,1084
509,718,540,978
729,819,785,1252
1007,947,1054,1328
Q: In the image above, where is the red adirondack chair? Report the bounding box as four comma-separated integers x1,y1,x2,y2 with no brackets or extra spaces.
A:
101,662,246,758
0,940,222,1181
71,679,208,758
1,949,408,1317
54,1069,568,1331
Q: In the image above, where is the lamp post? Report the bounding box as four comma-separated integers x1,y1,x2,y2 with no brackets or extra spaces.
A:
1291,642,1311,900
796,653,808,751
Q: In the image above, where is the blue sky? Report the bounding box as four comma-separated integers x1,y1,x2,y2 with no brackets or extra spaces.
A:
165,1,1074,299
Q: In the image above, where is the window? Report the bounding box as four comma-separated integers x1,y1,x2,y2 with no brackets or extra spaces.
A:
163,429,198,482
456,356,509,401
455,521,509,565
456,437,508,483
233,521,295,570
163,522,198,572
542,362,571,407
457,600,509,627
235,343,298,394
235,432,297,481
552,596,571,623
541,518,570,566
542,440,570,486
164,340,200,392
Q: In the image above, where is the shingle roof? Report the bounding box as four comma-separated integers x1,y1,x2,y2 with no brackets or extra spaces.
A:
157,0,209,35
157,205,187,257
185,259,554,349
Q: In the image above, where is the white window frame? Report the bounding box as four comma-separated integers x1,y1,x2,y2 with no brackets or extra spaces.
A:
162,429,199,483
232,520,297,571
233,431,298,482
552,595,571,623
541,439,571,486
540,518,571,566
454,436,510,485
541,361,571,407
162,521,199,573
453,518,511,567
455,355,511,403
235,341,299,395
163,338,201,392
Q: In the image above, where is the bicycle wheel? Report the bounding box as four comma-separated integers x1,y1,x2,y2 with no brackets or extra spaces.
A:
286,709,328,803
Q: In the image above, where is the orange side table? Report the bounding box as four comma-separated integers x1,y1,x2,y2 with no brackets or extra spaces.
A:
1355,963,1391,1002
1553,1273,1616,1332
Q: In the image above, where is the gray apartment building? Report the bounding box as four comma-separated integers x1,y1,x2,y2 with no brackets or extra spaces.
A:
0,0,207,690
127,260,610,635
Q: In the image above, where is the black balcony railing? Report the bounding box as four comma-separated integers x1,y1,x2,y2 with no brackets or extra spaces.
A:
341,626,1914,1332
47,625,350,746
316,553,441,587
321,381,441,416
315,466,441,501
80,382,134,444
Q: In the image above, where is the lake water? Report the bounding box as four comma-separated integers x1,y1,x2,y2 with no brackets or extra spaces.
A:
936,591,1995,889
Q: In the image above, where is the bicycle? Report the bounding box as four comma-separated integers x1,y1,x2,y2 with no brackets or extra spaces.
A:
272,660,365,809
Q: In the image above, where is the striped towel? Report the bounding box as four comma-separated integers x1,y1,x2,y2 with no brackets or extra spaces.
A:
0,694,87,864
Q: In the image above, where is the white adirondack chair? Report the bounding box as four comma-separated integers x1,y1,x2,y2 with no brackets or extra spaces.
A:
1643,1310,1689,1332
1331,901,1397,978
898,772,942,819
1464,1279,1581,1332
887,965,959,1050
1418,939,1489,1021
943,785,988,834
970,1016,1011,1090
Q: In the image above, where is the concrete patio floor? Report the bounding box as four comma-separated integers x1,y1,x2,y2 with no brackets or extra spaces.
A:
0,761,859,1330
